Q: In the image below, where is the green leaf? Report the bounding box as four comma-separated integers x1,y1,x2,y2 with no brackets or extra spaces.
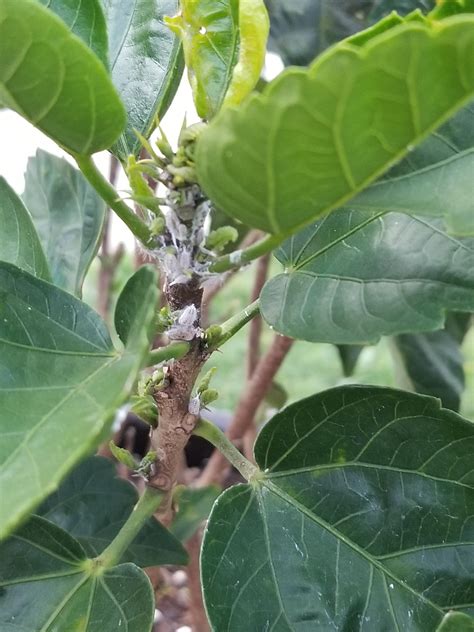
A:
38,0,109,67
260,211,474,344
348,104,474,235
430,0,474,19
436,612,474,631
0,0,125,154
196,16,474,235
166,0,240,119
202,386,474,630
0,262,158,540
266,0,374,66
170,486,220,542
115,265,157,346
38,456,188,566
0,515,154,631
22,149,106,296
101,0,184,159
0,176,50,281
392,313,472,411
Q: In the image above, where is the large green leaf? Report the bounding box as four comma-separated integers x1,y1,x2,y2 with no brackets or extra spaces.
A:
196,16,474,235
260,211,474,344
22,149,106,296
392,313,472,412
0,0,125,154
39,455,188,566
0,264,158,540
38,0,108,67
0,515,154,631
0,176,50,281
202,386,474,630
166,0,239,120
349,104,474,235
101,0,184,159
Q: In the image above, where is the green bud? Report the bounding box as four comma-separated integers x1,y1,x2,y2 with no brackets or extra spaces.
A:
130,394,158,427
155,126,174,161
205,226,239,253
137,450,157,476
200,388,219,407
197,367,217,394
179,122,207,147
204,325,223,348
126,155,155,199
109,441,137,469
150,216,166,236
156,306,173,334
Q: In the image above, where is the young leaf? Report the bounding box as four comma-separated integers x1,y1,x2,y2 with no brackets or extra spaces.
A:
38,0,109,67
196,17,474,235
0,0,125,154
0,516,154,631
260,211,474,344
170,486,220,542
392,313,472,412
0,262,158,540
102,0,184,159
0,176,50,281
202,386,474,630
348,104,474,235
166,0,240,119
38,456,188,566
22,149,106,296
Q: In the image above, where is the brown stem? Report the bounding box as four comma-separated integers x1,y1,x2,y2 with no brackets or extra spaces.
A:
186,532,210,632
148,279,208,522
247,253,270,378
198,335,294,486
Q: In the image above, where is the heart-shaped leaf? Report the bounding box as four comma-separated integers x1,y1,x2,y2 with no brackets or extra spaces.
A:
196,16,474,235
22,149,106,296
0,515,154,631
101,0,184,159
202,386,474,630
0,176,50,281
38,0,109,67
260,211,474,344
392,313,472,412
349,104,474,235
0,264,158,540
0,0,125,154
39,455,188,566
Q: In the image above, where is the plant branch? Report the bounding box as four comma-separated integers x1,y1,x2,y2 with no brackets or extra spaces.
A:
194,419,258,481
210,233,284,273
73,153,153,246
147,341,191,366
97,486,164,568
247,254,270,377
207,300,260,350
198,334,294,486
